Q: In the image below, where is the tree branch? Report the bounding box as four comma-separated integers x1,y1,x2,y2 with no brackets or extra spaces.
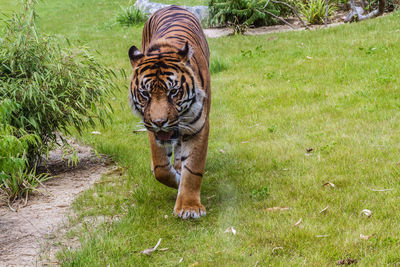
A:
263,10,295,29
345,0,385,22
271,0,310,29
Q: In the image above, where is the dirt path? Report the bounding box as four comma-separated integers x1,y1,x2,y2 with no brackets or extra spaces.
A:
0,140,113,266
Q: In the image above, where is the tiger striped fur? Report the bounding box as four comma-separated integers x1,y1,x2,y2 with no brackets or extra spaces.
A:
128,6,210,219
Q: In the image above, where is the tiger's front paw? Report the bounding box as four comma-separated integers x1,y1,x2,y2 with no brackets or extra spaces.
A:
174,200,206,219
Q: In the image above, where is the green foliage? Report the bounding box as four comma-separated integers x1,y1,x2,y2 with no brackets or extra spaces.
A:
0,100,48,200
117,5,146,26
0,1,117,200
296,0,336,24
208,0,286,33
0,1,117,167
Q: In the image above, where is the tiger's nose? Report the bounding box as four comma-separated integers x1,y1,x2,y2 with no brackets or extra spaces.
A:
152,118,168,127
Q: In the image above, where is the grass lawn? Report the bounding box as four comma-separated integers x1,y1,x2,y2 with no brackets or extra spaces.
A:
3,0,400,265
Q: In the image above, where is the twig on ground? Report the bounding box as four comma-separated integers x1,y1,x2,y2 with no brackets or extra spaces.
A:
271,0,310,29
264,10,295,29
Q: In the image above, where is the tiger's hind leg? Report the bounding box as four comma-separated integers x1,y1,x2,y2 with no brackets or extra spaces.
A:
149,132,180,189
174,122,208,219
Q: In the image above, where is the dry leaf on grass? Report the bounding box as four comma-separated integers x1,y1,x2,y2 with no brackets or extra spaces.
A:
323,182,335,188
224,227,237,235
370,188,393,192
272,247,283,253
316,234,330,238
140,238,162,255
219,149,226,154
361,209,372,217
91,131,101,135
360,234,373,240
306,56,312,60
265,207,290,212
337,258,357,265
319,205,329,214
294,218,302,226
178,258,184,264
133,128,147,133
306,148,313,153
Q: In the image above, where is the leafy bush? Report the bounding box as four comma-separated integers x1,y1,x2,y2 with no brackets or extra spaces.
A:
117,5,146,26
0,100,48,201
0,1,117,200
208,0,285,31
296,0,336,24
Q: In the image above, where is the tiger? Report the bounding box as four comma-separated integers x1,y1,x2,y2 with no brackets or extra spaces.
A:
128,5,211,219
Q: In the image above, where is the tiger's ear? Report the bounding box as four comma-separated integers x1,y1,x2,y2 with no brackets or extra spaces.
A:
129,46,144,68
178,41,193,63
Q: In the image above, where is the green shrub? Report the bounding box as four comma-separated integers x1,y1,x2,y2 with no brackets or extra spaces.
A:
208,0,285,31
117,5,146,26
0,1,117,200
0,1,117,166
296,0,336,24
0,100,48,201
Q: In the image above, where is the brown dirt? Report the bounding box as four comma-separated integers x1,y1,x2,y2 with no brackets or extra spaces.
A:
0,139,114,266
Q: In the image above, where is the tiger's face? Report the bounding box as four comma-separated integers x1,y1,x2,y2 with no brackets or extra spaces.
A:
129,43,205,146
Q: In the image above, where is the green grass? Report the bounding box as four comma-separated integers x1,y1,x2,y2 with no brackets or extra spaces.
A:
3,0,400,265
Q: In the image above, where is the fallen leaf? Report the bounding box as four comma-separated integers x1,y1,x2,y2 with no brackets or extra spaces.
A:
337,258,357,265
294,218,302,226
316,234,330,238
133,128,147,133
219,149,226,154
224,226,237,235
272,247,283,253
306,56,312,60
360,234,373,240
265,207,290,212
179,258,183,264
319,205,329,214
370,188,393,192
306,148,313,153
323,182,335,188
361,209,372,217
140,238,162,255
159,248,169,251
91,131,101,135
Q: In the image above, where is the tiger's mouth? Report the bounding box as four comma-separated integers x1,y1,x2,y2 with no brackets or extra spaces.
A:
155,130,179,141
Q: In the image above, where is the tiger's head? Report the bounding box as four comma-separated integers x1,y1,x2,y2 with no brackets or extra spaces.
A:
128,41,206,146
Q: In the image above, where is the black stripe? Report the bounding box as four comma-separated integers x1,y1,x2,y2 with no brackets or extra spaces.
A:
153,163,170,171
181,155,189,162
189,102,203,124
182,121,206,141
184,165,203,177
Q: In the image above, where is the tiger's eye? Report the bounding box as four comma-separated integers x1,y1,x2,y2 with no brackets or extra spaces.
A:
169,88,179,96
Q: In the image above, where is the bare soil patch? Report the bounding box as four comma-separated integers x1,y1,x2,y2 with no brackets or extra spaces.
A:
0,139,113,266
